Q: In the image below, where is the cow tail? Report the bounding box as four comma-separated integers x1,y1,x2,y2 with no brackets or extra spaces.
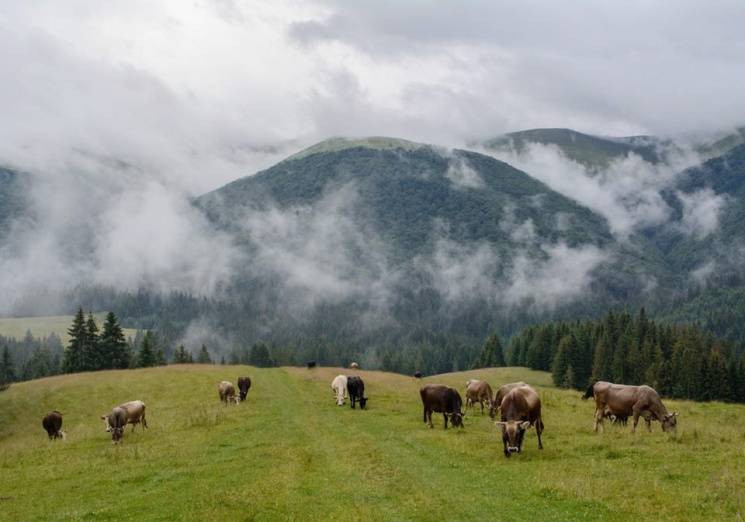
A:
582,382,595,400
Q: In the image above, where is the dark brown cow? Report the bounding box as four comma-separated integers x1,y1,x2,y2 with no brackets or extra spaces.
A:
465,379,494,415
106,406,128,443
42,411,64,440
496,384,544,457
420,384,465,429
237,377,251,401
585,381,677,433
488,381,528,418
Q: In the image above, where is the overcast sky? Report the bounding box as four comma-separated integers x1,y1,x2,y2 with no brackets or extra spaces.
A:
2,0,745,193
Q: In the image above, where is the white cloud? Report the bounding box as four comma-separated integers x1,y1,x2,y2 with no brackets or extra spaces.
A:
677,188,727,239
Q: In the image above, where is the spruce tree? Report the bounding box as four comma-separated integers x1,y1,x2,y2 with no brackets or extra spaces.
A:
137,331,157,368
197,344,212,364
63,308,87,373
99,312,129,369
173,345,193,364
474,334,505,368
84,312,100,370
249,343,273,367
0,345,16,386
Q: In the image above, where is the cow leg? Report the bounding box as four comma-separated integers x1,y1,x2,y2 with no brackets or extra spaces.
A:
480,401,484,415
536,418,544,450
645,417,652,432
443,413,448,430
351,396,356,409
427,409,434,428
142,416,148,429
594,408,604,433
423,406,427,424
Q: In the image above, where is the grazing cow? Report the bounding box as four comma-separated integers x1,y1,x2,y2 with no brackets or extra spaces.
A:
420,384,464,429
347,376,367,409
350,362,359,369
106,406,128,443
584,381,678,433
237,376,251,401
306,361,317,369
489,381,528,418
218,381,240,404
496,384,544,457
101,400,148,434
42,411,65,440
413,371,422,379
465,379,494,416
331,374,348,406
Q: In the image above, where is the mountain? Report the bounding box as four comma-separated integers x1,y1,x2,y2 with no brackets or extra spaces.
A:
479,128,671,170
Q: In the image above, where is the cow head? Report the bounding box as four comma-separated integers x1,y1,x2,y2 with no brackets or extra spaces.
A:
449,411,464,428
661,412,678,432
359,397,368,409
111,426,124,443
496,420,530,455
488,403,498,420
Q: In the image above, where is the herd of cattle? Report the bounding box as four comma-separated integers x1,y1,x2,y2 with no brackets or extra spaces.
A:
39,367,679,456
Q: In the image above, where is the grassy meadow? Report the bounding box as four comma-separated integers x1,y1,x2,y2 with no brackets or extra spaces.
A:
0,365,744,521
0,314,138,344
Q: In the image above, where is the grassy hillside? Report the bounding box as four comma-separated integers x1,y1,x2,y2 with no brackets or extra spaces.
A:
1,366,743,520
0,314,138,344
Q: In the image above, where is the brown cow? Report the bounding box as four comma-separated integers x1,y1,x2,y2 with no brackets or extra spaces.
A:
218,381,239,404
465,379,494,415
420,384,465,429
585,381,677,433
106,406,128,443
100,400,148,434
237,377,251,401
495,384,544,457
42,411,65,440
488,381,528,419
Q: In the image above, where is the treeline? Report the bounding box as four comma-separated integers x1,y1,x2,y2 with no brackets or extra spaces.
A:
507,309,745,403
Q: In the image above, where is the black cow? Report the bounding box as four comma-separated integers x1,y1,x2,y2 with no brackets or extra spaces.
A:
306,361,317,369
347,376,367,409
420,384,464,429
42,411,64,440
237,376,251,401
413,371,422,379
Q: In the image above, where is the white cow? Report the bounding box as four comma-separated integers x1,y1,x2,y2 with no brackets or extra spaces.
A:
331,375,348,406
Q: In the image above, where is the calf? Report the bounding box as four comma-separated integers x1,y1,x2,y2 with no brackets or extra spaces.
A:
101,400,148,433
465,379,494,416
420,384,464,429
218,381,240,404
585,381,677,433
237,376,251,401
42,411,65,440
347,376,367,409
331,374,348,406
496,384,544,457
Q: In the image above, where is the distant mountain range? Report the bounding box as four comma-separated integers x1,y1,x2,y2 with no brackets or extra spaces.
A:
2,128,745,356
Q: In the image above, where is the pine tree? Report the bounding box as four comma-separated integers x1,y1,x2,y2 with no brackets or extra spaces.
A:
552,335,577,388
197,344,212,364
63,308,87,373
172,345,193,364
474,334,505,368
84,312,100,370
99,312,129,369
0,345,16,386
249,343,273,367
137,331,157,368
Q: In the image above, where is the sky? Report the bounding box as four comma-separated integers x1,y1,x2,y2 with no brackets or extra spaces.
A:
1,0,745,193
0,0,743,317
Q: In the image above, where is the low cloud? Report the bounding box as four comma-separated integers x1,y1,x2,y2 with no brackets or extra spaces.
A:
676,188,727,239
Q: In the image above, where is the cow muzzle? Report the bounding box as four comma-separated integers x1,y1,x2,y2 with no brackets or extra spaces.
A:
507,446,520,453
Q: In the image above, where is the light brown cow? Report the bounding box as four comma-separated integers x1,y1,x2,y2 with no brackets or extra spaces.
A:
218,381,240,405
100,400,148,435
488,381,528,418
585,381,678,433
495,384,544,457
465,379,494,416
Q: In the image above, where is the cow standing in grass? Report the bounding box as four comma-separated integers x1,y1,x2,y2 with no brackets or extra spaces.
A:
488,381,528,419
42,411,65,440
218,381,240,404
584,381,677,433
331,374,348,406
347,376,367,409
101,400,148,435
465,379,494,416
420,384,464,429
237,377,251,402
495,384,544,457
105,406,128,443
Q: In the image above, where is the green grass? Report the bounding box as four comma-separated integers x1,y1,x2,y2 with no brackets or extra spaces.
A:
0,314,138,344
1,366,744,520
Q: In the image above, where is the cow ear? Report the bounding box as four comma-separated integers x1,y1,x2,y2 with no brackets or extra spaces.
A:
100,415,106,420
495,421,506,426
520,421,531,430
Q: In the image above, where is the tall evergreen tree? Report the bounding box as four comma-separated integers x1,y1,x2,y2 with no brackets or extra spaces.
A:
197,344,212,364
172,345,193,364
84,312,100,370
249,343,273,367
0,345,16,386
474,333,505,368
99,312,129,369
137,331,157,368
63,308,87,373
